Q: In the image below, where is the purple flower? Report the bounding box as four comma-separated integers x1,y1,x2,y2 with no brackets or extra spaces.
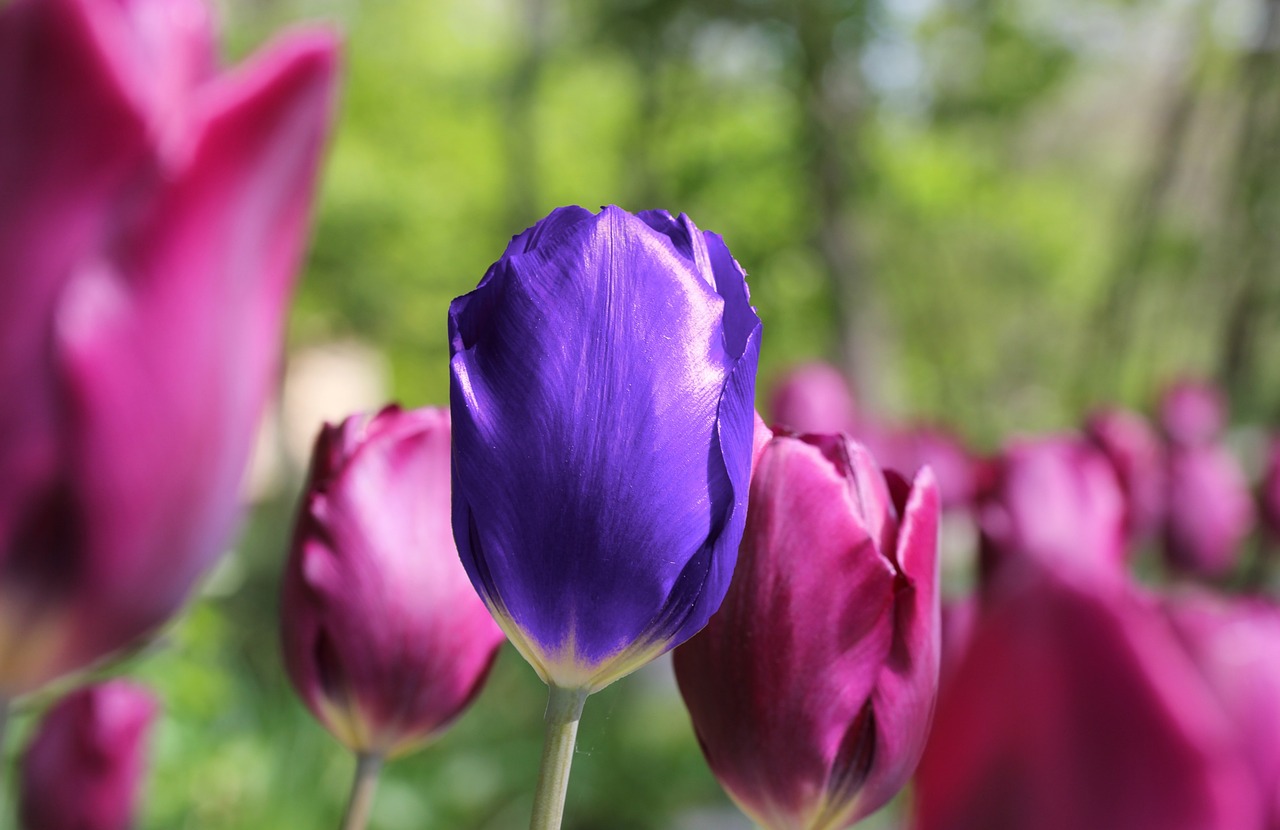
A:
449,206,762,693
767,362,858,436
1159,379,1227,447
0,0,339,693
673,428,940,829
914,575,1260,830
1163,444,1254,579
1086,407,1166,545
20,681,159,830
869,425,978,513
281,406,505,757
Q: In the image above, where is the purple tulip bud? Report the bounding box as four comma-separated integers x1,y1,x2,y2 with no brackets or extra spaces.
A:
1165,592,1280,825
20,681,159,830
449,206,762,693
977,436,1127,591
0,0,340,693
1163,444,1254,579
1159,380,1227,447
281,406,505,757
1261,438,1280,542
914,575,1260,830
1086,407,1166,545
673,433,940,829
767,362,858,436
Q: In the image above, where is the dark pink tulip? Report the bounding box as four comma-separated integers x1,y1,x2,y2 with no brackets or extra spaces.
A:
1165,592,1280,826
1086,407,1166,545
869,425,977,513
1163,444,1254,579
281,406,505,758
1159,379,1227,447
767,362,858,436
0,0,339,693
674,432,940,830
914,575,1260,830
1261,438,1280,542
977,436,1127,591
20,681,159,830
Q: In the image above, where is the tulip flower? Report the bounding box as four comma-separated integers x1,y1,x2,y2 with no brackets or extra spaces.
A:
870,425,977,513
1086,407,1166,545
1163,444,1254,579
674,429,940,830
281,406,505,828
0,0,339,695
1159,379,1227,447
20,681,159,830
913,575,1260,830
768,362,859,436
977,436,1127,591
449,205,762,829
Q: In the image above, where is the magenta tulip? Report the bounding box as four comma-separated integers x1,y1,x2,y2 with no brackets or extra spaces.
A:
977,436,1127,591
1163,444,1254,579
1261,439,1280,543
914,575,1260,830
0,0,339,693
281,406,505,758
674,428,940,830
767,362,858,437
1086,407,1166,545
869,425,977,512
1159,379,1227,447
20,681,159,830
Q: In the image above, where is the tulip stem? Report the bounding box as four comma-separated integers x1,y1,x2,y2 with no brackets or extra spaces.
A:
340,752,383,830
528,685,588,830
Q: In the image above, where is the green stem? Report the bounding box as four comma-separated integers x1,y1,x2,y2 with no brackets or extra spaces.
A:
339,752,383,830
528,685,588,830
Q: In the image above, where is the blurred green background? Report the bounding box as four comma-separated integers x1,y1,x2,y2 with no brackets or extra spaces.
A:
12,0,1280,826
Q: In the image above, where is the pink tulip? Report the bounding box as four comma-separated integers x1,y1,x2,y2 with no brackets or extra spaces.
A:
1163,444,1254,579
20,681,159,830
977,436,1127,591
674,429,940,829
869,425,978,513
281,406,505,758
1086,407,1166,545
1159,379,1227,447
1261,438,1280,543
767,362,858,436
0,0,339,693
914,574,1260,830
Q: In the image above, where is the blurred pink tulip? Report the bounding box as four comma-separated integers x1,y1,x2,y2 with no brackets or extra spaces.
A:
767,362,858,436
1159,379,1227,447
281,406,505,758
869,425,978,513
674,429,940,830
20,681,159,830
914,574,1260,830
977,436,1128,591
1086,407,1166,545
0,0,339,693
1163,444,1254,579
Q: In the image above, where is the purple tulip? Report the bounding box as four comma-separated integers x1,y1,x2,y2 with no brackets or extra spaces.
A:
977,436,1128,591
449,205,762,693
914,574,1260,830
0,0,339,693
20,681,159,830
869,425,978,513
1163,444,1254,579
281,406,505,758
673,429,940,829
1159,379,1227,447
1086,407,1166,545
1261,438,1280,543
1165,592,1280,826
767,362,858,436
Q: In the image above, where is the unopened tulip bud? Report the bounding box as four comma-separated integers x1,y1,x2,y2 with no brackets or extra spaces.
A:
20,681,158,830
1086,407,1166,545
675,432,940,830
1159,380,1227,447
768,362,858,436
1163,444,1254,579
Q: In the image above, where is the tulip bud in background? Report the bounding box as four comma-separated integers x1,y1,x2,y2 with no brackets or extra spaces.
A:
869,426,978,513
977,436,1128,591
674,431,940,830
1163,444,1254,579
768,362,859,436
913,575,1260,830
1159,379,1227,447
449,205,762,695
0,0,339,694
1086,408,1166,545
1260,439,1280,544
20,681,159,830
281,406,504,759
